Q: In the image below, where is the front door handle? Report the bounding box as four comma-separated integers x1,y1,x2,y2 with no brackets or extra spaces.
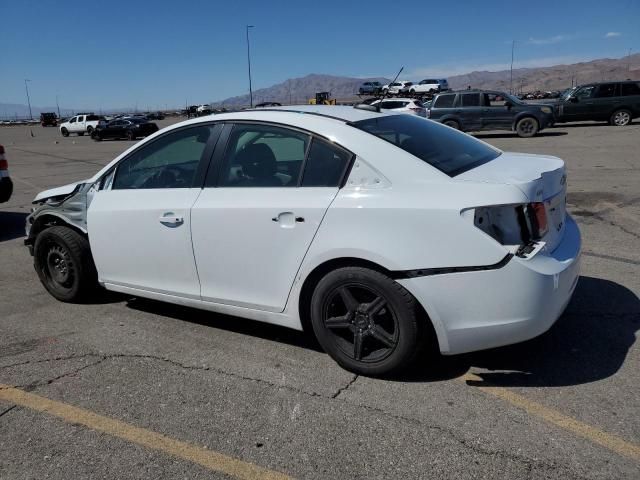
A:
159,213,184,227
272,212,304,228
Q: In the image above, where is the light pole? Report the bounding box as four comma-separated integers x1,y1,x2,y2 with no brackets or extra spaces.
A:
24,79,33,120
246,25,255,108
509,40,515,94
56,95,61,118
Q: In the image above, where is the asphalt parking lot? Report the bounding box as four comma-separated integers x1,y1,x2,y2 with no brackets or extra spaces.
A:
1,118,639,479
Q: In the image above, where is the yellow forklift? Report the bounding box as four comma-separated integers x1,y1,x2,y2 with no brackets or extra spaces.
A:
308,92,336,105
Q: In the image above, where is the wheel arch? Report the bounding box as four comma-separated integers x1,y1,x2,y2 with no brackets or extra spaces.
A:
27,212,87,246
297,256,439,351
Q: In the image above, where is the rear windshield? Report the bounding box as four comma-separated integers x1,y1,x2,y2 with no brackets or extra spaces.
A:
350,115,500,177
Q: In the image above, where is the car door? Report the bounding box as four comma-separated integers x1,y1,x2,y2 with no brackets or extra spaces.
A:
87,124,221,298
591,83,620,120
481,92,516,129
560,85,595,121
456,92,483,130
74,115,84,133
191,122,353,312
68,116,78,132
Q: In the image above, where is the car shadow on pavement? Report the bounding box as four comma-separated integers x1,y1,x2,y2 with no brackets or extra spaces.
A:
473,131,568,139
125,298,324,352
409,275,639,387
0,211,28,242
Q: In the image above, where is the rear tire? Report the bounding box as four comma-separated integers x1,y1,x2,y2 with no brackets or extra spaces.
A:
34,226,99,303
61,128,69,137
610,109,631,126
444,120,460,130
86,126,93,134
127,130,135,140
516,117,539,137
310,267,423,376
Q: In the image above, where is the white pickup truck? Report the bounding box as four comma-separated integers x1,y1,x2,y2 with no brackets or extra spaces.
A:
59,114,104,137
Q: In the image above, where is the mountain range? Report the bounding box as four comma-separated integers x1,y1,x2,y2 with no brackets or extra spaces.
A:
2,54,638,117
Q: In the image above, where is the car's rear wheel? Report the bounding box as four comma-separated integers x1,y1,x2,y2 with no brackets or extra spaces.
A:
127,130,135,140
61,128,69,137
86,126,93,134
92,131,102,141
310,267,423,376
516,117,539,137
610,109,631,126
34,226,98,302
444,120,460,130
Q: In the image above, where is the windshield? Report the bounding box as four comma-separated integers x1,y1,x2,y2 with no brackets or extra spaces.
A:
350,115,501,177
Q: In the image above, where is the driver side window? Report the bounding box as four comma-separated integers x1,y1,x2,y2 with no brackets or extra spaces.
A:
575,86,595,99
112,125,214,190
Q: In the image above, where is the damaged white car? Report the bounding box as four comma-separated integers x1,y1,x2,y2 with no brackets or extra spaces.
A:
25,106,581,375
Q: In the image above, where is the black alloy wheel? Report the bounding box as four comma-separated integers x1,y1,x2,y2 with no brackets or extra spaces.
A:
311,267,423,376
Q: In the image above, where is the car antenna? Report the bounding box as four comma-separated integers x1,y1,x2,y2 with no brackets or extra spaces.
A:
355,67,404,113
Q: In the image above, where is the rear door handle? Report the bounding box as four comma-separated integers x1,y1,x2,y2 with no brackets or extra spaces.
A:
159,214,184,227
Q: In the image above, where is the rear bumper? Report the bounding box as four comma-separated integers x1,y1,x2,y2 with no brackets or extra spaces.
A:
398,215,581,355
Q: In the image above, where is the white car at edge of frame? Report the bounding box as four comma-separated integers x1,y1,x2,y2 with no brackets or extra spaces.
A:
25,105,581,376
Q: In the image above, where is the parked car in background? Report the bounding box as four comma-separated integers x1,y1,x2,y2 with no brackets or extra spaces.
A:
40,112,58,127
24,105,580,376
371,98,426,117
553,81,640,126
255,102,283,107
0,145,13,203
381,81,412,96
428,90,554,137
146,112,165,120
409,79,449,95
91,118,159,141
358,81,382,95
59,114,104,137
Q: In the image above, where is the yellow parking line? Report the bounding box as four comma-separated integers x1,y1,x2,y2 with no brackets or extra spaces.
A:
461,373,640,462
0,384,292,480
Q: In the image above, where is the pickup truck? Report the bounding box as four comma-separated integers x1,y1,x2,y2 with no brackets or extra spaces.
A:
59,114,104,137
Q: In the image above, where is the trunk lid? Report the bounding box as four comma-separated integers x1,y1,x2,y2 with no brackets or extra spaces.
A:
456,151,568,252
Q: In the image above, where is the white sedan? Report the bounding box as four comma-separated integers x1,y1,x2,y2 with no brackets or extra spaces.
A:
371,98,427,117
25,106,581,376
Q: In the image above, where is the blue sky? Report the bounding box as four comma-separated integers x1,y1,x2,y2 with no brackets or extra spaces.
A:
2,0,638,110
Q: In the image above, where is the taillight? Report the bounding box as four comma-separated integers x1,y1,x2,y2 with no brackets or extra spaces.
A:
527,202,548,239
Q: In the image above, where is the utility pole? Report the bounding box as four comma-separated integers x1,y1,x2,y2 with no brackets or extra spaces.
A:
24,79,33,120
509,40,515,94
246,25,255,108
56,95,61,118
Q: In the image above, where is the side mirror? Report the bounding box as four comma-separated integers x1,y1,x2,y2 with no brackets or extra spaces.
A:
569,96,579,103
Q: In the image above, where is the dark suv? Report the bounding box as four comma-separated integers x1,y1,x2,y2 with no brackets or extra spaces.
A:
427,90,555,137
40,112,57,127
553,81,640,126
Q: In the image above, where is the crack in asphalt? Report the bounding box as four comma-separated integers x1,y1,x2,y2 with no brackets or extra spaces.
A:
331,374,358,399
0,405,17,417
0,352,592,477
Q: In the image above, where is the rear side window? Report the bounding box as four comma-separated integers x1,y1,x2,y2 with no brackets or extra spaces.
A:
380,101,408,109
301,138,352,187
460,93,480,107
219,124,309,187
350,114,500,177
434,95,456,108
621,82,640,96
595,83,618,98
87,115,100,121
